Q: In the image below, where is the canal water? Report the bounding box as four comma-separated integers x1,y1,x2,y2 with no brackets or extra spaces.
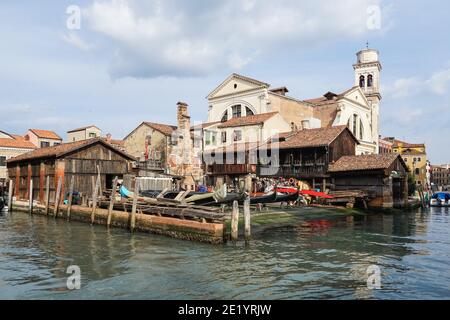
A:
0,207,450,300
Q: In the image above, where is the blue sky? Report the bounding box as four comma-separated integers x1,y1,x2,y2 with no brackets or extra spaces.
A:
1,0,449,163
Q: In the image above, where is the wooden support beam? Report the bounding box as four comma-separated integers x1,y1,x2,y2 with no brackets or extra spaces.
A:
28,179,33,214
91,172,101,225
8,179,13,212
107,176,119,228
231,200,239,242
67,176,75,221
44,176,50,215
130,179,139,232
54,176,62,218
244,196,251,242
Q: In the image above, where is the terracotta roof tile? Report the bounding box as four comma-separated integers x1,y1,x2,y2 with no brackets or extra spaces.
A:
217,112,278,128
144,122,177,136
29,129,62,140
0,138,36,149
328,153,404,172
262,126,357,150
7,138,134,163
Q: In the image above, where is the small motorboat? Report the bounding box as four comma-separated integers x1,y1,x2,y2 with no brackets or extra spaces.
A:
430,192,450,207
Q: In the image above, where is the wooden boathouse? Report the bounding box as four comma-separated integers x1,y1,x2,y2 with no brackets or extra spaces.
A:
257,126,359,190
6,138,135,203
328,153,409,208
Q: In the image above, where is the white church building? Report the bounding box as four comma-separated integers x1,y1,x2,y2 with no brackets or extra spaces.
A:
203,48,382,155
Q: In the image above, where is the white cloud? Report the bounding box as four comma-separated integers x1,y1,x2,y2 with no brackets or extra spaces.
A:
384,67,450,99
427,68,450,95
83,0,384,78
60,32,93,51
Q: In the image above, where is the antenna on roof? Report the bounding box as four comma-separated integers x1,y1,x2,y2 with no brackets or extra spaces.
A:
366,41,370,49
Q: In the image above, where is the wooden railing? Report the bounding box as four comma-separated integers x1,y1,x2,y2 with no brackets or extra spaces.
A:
206,164,257,175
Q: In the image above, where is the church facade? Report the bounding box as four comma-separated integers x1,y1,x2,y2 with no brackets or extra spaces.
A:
205,48,382,155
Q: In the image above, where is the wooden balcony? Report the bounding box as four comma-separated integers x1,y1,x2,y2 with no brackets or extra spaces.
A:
258,163,328,178
206,164,257,175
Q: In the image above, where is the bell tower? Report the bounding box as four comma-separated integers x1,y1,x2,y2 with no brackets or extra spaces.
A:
353,46,382,153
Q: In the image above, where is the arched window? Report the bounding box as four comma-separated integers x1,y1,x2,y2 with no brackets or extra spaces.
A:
221,110,228,122
359,119,364,140
231,105,241,118
359,75,365,88
245,106,254,116
353,114,358,135
367,74,373,87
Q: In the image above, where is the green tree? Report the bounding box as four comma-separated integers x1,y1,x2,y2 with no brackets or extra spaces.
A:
408,173,416,196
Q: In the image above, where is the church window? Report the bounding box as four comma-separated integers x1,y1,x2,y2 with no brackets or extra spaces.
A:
353,114,358,135
233,130,242,142
359,75,365,88
367,74,373,87
359,119,364,140
221,131,227,143
234,83,238,89
221,110,228,122
232,105,242,118
246,106,254,116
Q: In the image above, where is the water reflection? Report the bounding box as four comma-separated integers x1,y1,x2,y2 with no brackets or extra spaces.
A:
1,207,450,299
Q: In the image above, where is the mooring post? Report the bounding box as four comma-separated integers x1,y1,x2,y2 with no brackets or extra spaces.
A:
231,200,239,242
91,173,101,225
67,176,74,221
107,176,119,228
54,176,62,218
7,179,13,213
28,179,33,214
130,179,139,232
44,176,50,215
244,195,251,242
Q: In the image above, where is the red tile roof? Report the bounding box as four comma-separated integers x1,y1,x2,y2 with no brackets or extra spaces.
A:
29,129,62,140
0,137,36,149
7,138,135,163
328,153,406,172
261,126,358,150
217,112,278,128
143,122,177,136
391,139,425,149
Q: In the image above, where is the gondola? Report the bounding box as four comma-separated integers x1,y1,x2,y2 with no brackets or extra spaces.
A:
275,191,300,203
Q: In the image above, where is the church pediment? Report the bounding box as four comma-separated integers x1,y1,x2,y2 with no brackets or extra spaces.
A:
339,86,370,106
207,73,270,100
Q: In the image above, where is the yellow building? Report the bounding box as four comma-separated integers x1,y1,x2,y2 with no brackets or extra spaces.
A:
387,138,427,187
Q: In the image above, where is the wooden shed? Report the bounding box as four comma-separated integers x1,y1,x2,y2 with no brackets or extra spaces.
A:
6,138,135,203
328,153,409,208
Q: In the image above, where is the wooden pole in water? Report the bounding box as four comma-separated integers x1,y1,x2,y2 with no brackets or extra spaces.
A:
244,195,251,242
28,179,33,214
44,176,50,215
54,176,62,218
107,176,119,228
130,179,139,232
67,176,74,221
8,179,13,213
231,200,239,242
91,173,101,225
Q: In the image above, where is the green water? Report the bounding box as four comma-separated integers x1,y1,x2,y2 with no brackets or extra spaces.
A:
0,207,449,299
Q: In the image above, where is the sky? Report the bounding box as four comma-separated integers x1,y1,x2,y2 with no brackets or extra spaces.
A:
0,0,450,163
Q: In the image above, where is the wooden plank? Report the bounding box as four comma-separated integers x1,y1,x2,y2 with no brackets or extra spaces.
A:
244,196,251,242
231,200,239,242
90,172,101,225
53,176,62,218
107,176,119,228
44,176,50,215
130,180,139,232
156,188,169,199
28,179,33,214
67,176,75,221
7,179,13,212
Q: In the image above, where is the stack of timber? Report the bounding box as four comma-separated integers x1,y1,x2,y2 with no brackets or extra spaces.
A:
326,190,370,209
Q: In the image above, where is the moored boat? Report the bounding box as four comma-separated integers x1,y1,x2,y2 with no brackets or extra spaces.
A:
430,192,450,207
